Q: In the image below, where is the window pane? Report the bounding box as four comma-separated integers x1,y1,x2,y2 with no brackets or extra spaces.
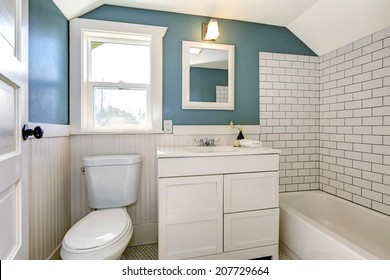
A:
90,42,150,83
93,87,147,128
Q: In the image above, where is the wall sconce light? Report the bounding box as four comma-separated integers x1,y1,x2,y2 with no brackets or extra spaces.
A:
202,18,220,41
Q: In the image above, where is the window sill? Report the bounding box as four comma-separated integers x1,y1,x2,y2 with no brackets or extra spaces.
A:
70,129,165,136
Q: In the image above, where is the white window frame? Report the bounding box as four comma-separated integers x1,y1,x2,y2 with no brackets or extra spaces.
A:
70,18,167,133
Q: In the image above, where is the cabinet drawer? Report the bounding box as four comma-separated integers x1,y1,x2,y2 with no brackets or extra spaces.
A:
224,172,279,213
158,154,279,177
163,176,222,215
224,208,279,252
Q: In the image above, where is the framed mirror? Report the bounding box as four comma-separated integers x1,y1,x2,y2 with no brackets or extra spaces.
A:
182,41,235,110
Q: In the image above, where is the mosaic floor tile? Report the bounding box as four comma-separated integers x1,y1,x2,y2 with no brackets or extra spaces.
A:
122,244,290,260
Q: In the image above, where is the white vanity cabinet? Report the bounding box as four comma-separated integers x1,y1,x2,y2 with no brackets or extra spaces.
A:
157,146,280,260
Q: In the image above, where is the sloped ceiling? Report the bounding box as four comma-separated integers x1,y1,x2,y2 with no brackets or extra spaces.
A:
52,0,390,56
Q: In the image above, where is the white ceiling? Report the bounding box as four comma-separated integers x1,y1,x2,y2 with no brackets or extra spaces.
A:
52,0,390,56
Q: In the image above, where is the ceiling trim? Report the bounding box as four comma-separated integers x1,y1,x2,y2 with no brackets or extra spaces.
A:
52,0,390,56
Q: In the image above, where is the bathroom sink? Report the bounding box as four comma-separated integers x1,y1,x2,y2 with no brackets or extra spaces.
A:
188,146,241,153
157,145,280,158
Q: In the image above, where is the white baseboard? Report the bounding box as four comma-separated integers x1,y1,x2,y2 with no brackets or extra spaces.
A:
129,222,158,246
48,244,62,260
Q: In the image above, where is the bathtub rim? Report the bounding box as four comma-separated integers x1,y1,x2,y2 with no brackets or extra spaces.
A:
280,190,390,220
279,190,381,260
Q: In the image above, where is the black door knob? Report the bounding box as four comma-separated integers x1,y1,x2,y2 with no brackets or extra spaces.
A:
22,125,44,140
33,126,44,139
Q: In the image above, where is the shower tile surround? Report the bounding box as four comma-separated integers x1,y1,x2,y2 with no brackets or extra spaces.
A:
259,52,320,193
260,25,390,215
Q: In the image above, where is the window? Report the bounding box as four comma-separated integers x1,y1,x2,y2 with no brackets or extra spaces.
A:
70,18,167,133
87,35,150,129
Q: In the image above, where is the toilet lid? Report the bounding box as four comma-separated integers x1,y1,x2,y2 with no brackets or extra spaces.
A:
64,209,130,250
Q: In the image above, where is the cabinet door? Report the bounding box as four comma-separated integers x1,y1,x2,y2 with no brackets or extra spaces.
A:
224,208,279,252
224,172,279,213
158,175,223,259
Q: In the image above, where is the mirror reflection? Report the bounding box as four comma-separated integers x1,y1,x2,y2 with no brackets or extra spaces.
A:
182,41,234,110
189,48,228,103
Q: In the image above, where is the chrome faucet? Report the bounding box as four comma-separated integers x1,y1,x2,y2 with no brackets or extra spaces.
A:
204,138,215,146
195,138,218,147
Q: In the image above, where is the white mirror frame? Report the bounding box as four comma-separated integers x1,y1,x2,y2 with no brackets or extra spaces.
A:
182,41,235,110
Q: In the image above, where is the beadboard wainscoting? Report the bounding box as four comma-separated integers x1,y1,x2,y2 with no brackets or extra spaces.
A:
70,134,160,246
70,127,260,246
27,124,71,260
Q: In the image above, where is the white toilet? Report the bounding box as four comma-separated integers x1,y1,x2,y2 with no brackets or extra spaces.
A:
60,154,142,260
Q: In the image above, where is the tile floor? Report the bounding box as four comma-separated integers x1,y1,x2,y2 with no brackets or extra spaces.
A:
122,244,290,260
121,243,158,260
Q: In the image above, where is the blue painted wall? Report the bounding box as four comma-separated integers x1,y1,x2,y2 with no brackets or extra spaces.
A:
29,0,69,124
28,3,316,126
190,68,228,102
82,5,316,125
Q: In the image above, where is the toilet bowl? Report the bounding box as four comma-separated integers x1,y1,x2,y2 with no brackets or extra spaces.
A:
61,208,132,260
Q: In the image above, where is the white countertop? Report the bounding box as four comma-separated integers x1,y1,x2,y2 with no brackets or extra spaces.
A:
157,145,281,158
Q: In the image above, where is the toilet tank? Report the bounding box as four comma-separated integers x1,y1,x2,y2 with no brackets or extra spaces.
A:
82,155,142,209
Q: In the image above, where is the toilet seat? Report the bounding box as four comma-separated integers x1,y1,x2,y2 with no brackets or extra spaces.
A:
61,208,132,259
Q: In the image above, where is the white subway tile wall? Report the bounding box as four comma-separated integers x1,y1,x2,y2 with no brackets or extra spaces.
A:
216,86,229,103
259,25,390,216
320,26,390,215
259,52,320,192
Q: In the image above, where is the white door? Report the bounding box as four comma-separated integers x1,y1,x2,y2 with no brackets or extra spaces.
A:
0,0,29,259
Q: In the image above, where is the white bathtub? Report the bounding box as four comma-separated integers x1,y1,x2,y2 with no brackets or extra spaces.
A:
279,190,390,260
